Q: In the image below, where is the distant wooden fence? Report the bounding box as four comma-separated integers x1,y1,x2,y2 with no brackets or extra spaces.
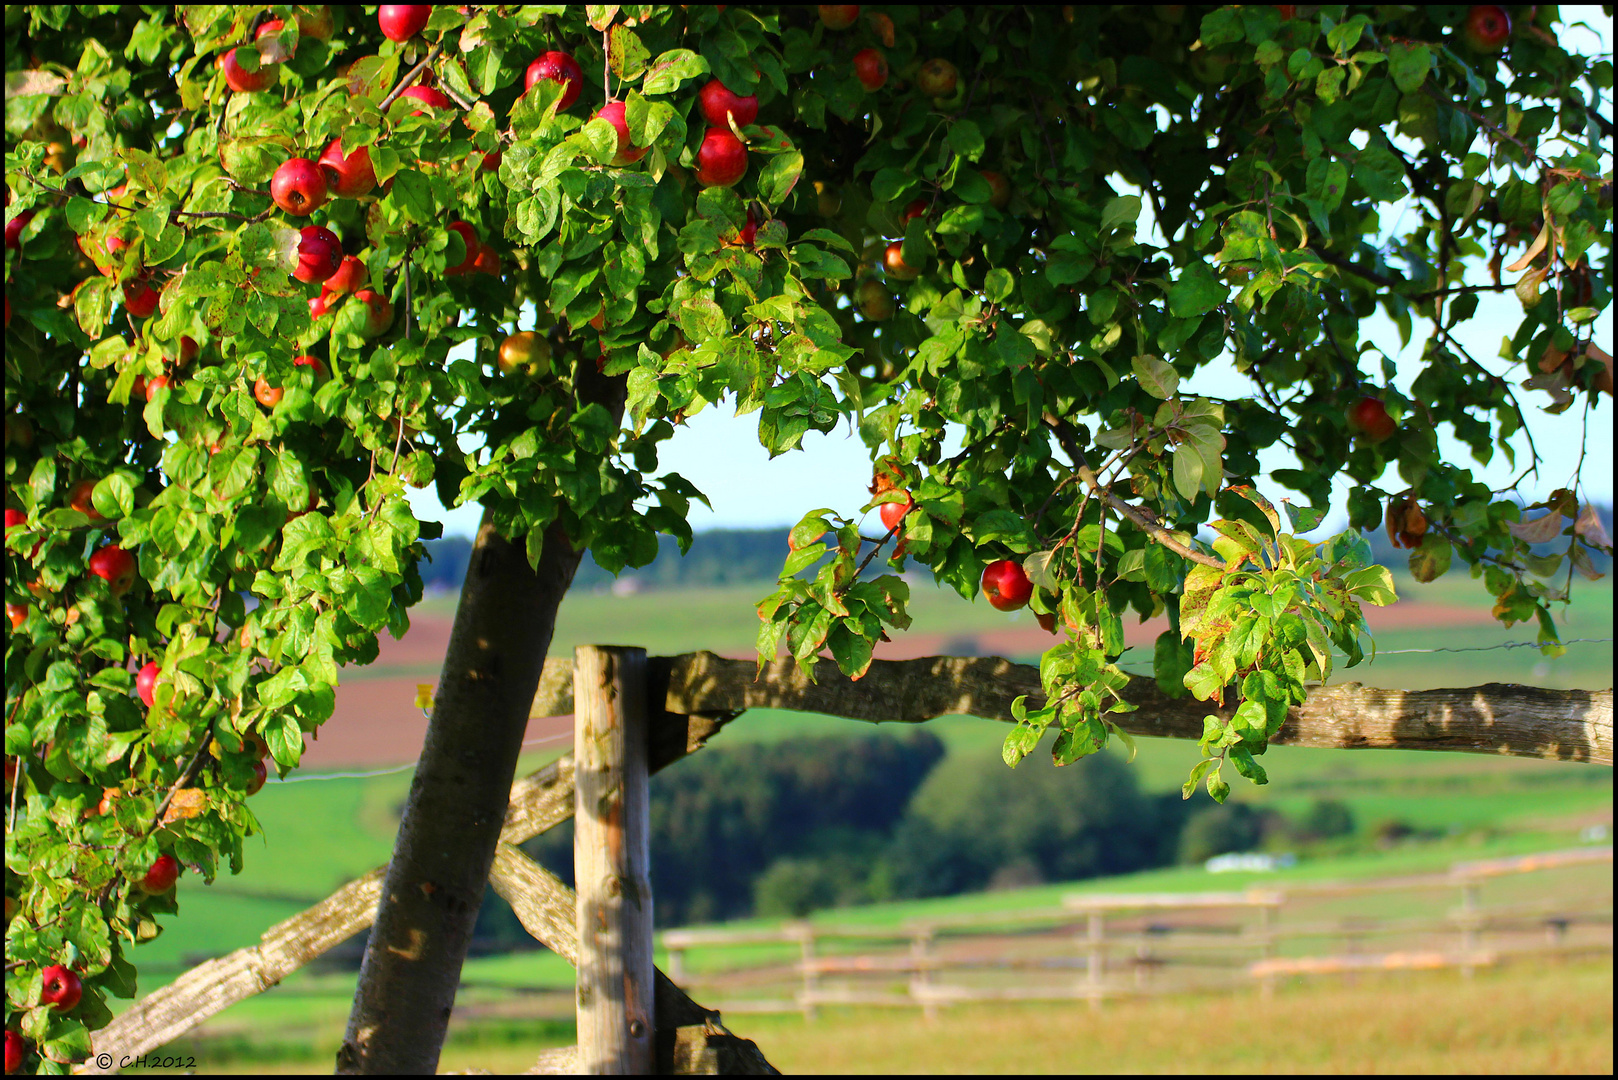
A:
76,650,1613,1073
662,846,1614,1019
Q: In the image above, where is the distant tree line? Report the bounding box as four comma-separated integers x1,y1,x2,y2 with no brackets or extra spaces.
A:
459,731,1367,951
420,502,1612,595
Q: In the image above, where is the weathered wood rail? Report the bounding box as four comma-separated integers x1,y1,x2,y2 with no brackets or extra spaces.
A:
78,649,1611,1073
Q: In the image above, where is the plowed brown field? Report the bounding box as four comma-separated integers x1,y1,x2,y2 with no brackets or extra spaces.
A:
311,598,1495,770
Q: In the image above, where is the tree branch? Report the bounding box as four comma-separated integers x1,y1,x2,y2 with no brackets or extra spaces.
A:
1041,412,1225,570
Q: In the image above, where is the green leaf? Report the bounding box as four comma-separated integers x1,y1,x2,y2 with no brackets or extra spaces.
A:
1099,195,1141,235
1131,353,1178,399
1343,564,1397,605
1387,42,1432,92
1172,448,1203,502
643,48,708,95
1167,261,1230,317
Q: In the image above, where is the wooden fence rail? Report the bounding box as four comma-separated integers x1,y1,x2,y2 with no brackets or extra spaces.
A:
76,647,1612,1073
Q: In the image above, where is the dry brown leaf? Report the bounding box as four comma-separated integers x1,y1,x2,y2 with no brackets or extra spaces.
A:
1504,218,1551,273
1508,511,1565,544
1586,343,1613,397
161,786,208,826
1574,503,1612,552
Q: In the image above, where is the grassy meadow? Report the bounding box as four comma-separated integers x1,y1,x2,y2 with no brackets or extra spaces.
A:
120,566,1611,1072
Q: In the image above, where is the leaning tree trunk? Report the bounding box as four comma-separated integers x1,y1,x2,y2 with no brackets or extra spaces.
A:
338,363,626,1074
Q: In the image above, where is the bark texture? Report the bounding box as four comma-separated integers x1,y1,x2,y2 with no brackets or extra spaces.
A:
338,360,627,1074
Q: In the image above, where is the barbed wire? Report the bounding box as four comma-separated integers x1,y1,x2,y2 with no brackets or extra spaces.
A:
271,730,574,784
1372,637,1614,655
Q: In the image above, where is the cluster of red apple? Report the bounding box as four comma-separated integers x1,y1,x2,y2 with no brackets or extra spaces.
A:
1346,394,1398,443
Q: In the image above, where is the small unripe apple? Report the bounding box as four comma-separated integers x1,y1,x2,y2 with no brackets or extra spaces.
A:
883,241,920,281
271,157,328,216
218,47,278,93
695,127,748,188
4,1030,24,1074
497,330,552,377
698,78,759,128
254,378,283,409
353,288,394,338
138,853,180,894
915,58,959,98
1346,396,1397,442
88,545,137,596
401,84,453,116
296,5,336,40
593,101,648,165
39,964,83,1011
136,660,160,708
318,138,376,197
445,221,479,276
378,5,432,42
818,5,860,30
324,255,367,296
981,558,1033,611
123,276,161,318
1461,5,1511,52
853,48,888,91
526,51,584,110
294,225,343,283
4,209,34,249
856,279,895,321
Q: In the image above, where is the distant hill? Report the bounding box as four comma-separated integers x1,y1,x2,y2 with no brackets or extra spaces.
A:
417,502,1612,594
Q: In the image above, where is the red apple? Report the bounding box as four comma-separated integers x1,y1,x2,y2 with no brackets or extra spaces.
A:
593,101,648,166
318,138,376,197
1037,611,1058,634
696,127,748,188
818,5,860,30
737,207,758,247
899,198,928,226
853,48,888,91
857,279,894,321
219,47,279,93
136,660,160,708
480,148,502,171
1347,396,1397,442
88,545,137,596
39,965,82,1011
78,231,129,276
981,169,1011,209
143,374,170,402
401,84,452,116
324,255,367,296
6,602,25,630
444,221,479,276
123,276,160,318
67,478,104,521
256,18,297,63
309,291,334,319
4,1030,23,1074
526,51,583,109
5,508,25,532
378,5,431,42
294,225,342,283
915,58,959,98
293,354,328,380
883,240,920,280
138,853,180,894
879,492,912,532
246,757,268,795
271,157,328,216
698,78,759,128
981,558,1033,611
169,336,199,368
472,244,500,275
353,288,394,338
5,209,34,249
1461,5,1511,52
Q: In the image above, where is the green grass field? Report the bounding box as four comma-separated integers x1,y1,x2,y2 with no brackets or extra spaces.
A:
119,568,1611,1072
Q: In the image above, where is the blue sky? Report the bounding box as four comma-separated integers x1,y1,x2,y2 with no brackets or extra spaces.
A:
412,7,1613,540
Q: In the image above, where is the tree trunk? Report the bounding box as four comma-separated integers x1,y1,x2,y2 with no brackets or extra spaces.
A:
338,364,625,1074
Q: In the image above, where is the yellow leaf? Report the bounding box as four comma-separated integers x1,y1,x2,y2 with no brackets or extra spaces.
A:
414,684,435,710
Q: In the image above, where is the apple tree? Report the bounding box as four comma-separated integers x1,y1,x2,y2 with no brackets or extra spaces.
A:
4,3,1612,1072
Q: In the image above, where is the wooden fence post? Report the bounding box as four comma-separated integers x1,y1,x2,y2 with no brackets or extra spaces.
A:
794,922,819,1022
1458,877,1482,978
575,646,654,1074
1085,911,1105,1009
910,927,936,1022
